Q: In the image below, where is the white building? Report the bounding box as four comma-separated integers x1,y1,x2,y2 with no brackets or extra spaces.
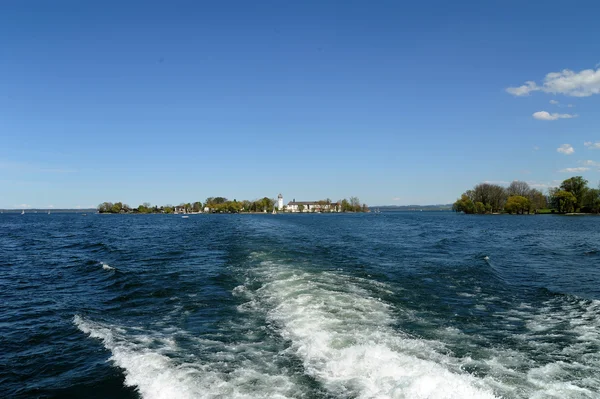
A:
286,199,341,213
277,194,284,211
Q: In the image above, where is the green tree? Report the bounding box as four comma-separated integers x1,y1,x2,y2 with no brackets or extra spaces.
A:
241,200,252,212
582,188,600,213
340,199,350,212
453,194,475,214
471,183,508,213
298,204,305,213
111,202,123,214
97,202,113,213
192,202,202,212
551,190,577,213
349,196,361,212
529,189,547,212
560,176,588,211
474,201,486,214
504,195,530,214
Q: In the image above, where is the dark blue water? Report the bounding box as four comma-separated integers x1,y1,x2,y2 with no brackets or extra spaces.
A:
1,213,599,398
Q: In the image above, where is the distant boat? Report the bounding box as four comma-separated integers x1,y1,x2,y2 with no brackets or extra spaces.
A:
21,210,25,215
182,215,189,219
48,211,51,215
81,213,87,216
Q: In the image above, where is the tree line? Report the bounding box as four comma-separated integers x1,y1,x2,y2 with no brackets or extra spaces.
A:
453,176,600,215
97,196,369,214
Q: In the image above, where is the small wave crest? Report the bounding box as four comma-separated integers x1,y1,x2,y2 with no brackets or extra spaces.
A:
101,262,115,271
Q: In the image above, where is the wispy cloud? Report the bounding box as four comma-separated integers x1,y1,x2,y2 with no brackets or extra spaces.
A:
559,167,589,173
526,180,560,189
580,160,600,166
549,99,575,108
533,146,539,151
392,197,402,201
557,144,575,155
506,81,538,96
507,67,600,97
584,141,600,149
533,111,577,120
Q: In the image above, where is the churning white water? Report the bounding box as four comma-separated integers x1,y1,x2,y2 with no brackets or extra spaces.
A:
234,256,499,399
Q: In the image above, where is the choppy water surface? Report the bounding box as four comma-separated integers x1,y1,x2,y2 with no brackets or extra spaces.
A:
1,213,599,398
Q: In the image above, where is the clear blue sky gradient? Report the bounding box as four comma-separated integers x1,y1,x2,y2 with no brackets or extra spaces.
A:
2,1,600,208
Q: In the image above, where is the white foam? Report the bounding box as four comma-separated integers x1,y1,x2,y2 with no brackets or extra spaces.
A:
74,315,302,399
101,262,115,271
480,297,600,397
244,261,498,399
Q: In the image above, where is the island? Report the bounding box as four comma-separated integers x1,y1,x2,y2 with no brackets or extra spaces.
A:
97,195,370,214
452,176,600,215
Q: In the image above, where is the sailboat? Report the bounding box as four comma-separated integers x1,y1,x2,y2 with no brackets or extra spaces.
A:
48,211,51,215
21,210,25,215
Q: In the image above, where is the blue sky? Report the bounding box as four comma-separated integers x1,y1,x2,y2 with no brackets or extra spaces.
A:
1,1,600,208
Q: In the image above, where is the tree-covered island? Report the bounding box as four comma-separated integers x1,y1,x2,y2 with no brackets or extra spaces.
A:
98,196,369,214
453,176,600,215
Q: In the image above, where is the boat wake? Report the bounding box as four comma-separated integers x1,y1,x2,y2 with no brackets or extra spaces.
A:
235,254,498,399
75,251,600,399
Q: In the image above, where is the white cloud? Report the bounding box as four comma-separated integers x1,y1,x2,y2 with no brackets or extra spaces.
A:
559,167,589,173
506,81,538,96
533,111,576,120
567,104,574,108
549,99,559,105
557,144,575,155
584,141,600,149
507,67,600,97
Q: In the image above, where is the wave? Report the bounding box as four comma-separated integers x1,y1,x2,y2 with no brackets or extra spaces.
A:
73,315,306,399
460,294,600,398
237,257,498,399
101,262,115,271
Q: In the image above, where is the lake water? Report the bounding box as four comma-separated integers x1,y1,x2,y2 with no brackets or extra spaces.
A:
1,212,599,398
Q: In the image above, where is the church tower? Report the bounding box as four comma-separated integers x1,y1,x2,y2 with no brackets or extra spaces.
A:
277,194,284,211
